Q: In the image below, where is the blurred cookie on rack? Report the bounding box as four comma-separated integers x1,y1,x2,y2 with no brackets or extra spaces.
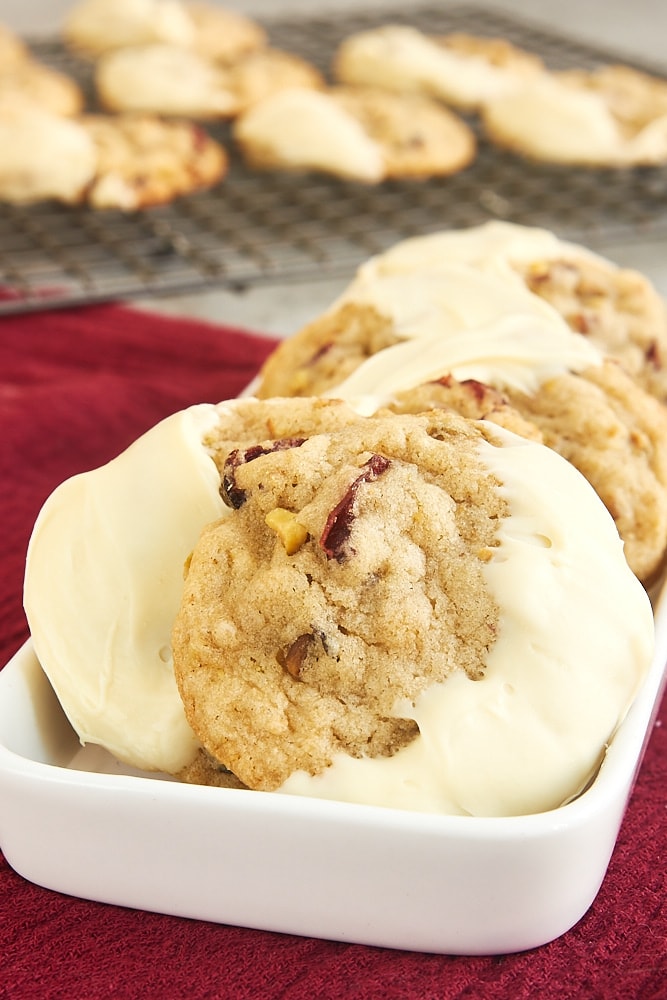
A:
81,114,228,209
0,98,227,209
481,63,667,166
95,43,324,119
0,22,84,116
0,95,97,204
233,86,476,182
63,0,266,62
333,25,543,111
0,22,29,66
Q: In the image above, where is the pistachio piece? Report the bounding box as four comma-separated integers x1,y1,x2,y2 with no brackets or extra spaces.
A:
265,507,309,554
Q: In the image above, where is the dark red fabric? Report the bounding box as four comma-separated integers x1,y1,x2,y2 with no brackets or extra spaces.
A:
1,304,666,1000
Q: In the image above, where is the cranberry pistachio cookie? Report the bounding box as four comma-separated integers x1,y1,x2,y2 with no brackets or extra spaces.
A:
254,257,586,399
0,24,83,116
81,114,227,209
481,63,667,166
333,25,543,111
171,399,653,816
24,395,654,814
379,356,667,584
0,101,227,208
356,221,667,404
233,86,476,182
0,22,27,67
63,0,266,62
95,44,324,119
0,96,97,204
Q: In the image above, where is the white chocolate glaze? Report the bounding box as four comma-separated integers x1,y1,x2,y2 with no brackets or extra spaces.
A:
234,88,386,182
24,404,227,774
327,261,601,411
357,220,607,281
280,427,655,816
328,314,599,414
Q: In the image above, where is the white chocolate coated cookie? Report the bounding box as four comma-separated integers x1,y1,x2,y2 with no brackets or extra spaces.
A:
482,65,667,166
63,0,266,61
95,44,240,118
96,44,324,119
333,25,543,111
0,100,227,209
234,85,476,182
0,96,96,203
360,221,667,404
172,400,653,816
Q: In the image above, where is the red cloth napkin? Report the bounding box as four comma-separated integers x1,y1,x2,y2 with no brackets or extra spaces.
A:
1,304,666,999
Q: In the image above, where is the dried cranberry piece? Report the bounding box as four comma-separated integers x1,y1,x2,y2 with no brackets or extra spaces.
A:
646,341,662,369
460,378,493,403
320,454,390,562
220,438,306,508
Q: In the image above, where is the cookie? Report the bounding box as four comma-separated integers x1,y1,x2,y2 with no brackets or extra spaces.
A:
95,44,240,118
233,85,476,182
256,302,404,398
173,408,504,792
172,399,653,815
0,33,84,116
333,25,543,111
515,254,667,404
177,748,248,789
382,359,667,584
386,374,543,443
358,221,667,404
63,0,266,61
481,63,667,166
0,22,29,67
184,1,267,63
95,44,324,119
501,359,667,583
254,263,588,399
63,0,197,55
0,101,227,208
557,64,667,140
223,48,325,112
82,114,228,209
255,264,667,582
0,96,97,204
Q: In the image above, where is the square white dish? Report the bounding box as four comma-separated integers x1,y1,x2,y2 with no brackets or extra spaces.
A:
1,576,666,956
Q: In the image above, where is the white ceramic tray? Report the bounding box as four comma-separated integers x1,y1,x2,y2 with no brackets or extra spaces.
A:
1,582,666,956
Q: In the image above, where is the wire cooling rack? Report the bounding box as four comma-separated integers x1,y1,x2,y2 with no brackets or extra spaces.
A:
1,4,666,315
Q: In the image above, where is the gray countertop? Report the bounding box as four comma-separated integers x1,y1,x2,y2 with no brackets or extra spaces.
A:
2,0,666,335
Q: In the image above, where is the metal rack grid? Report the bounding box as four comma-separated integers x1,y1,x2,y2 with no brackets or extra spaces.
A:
1,3,666,315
